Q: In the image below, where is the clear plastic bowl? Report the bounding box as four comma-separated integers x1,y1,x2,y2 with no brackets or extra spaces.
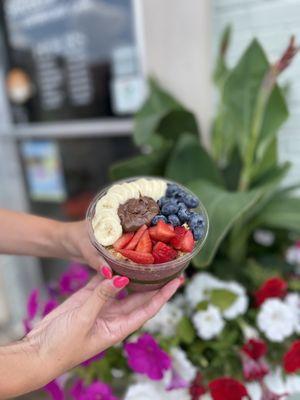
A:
86,177,209,292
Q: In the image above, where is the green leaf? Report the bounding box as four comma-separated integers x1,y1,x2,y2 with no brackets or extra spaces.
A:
257,194,300,232
134,78,183,146
157,109,200,142
209,288,238,312
213,25,231,87
109,140,172,180
176,316,196,345
165,133,224,186
289,280,300,292
188,180,261,267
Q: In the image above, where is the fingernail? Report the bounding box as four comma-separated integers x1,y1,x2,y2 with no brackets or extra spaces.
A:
113,276,130,288
101,266,112,280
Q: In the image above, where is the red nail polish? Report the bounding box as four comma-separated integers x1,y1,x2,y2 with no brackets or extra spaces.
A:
113,276,129,288
101,266,112,280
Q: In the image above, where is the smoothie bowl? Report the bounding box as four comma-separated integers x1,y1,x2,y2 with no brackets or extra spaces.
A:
87,177,209,291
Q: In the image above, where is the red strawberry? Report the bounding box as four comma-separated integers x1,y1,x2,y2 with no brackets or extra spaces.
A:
181,230,195,253
170,226,187,249
119,249,154,264
113,232,134,251
149,220,175,243
125,225,148,250
136,229,152,253
152,241,177,264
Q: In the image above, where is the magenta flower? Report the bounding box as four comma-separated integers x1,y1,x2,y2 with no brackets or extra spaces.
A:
70,379,118,400
59,262,89,295
166,369,188,390
124,333,171,380
44,380,64,400
27,288,39,319
43,299,59,316
81,351,105,367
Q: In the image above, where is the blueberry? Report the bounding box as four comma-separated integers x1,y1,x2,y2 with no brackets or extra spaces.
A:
157,196,170,208
188,213,205,230
182,194,199,208
177,204,191,223
166,183,180,197
161,201,179,216
168,214,181,227
151,215,168,225
192,226,205,240
174,189,188,201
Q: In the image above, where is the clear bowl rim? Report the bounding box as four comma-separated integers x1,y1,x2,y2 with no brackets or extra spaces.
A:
86,176,209,272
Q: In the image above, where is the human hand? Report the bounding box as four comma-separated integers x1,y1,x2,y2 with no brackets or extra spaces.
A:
24,275,181,392
59,220,113,279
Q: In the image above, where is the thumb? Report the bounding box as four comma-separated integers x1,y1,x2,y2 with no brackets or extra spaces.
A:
80,275,129,322
81,239,113,279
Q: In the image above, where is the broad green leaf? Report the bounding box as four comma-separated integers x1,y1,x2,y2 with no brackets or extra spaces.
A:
176,316,196,345
157,109,200,142
188,180,261,267
257,194,300,232
209,288,237,312
109,140,172,180
134,78,183,146
165,133,224,186
213,25,232,87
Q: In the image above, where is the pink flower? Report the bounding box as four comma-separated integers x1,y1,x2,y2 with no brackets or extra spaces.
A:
81,351,105,367
242,339,267,360
241,339,269,381
44,380,64,400
43,299,59,317
209,377,249,400
59,263,89,295
124,333,172,380
166,370,188,390
27,288,39,319
70,379,118,400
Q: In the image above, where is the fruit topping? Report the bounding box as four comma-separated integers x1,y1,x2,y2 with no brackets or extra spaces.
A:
119,249,154,264
177,203,191,223
152,241,177,263
161,201,179,216
125,224,148,250
136,230,152,253
151,214,168,225
113,232,135,251
149,220,175,243
180,230,195,252
167,214,181,227
170,226,188,249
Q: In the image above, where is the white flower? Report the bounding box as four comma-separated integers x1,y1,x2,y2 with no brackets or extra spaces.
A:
286,374,300,395
222,281,248,320
200,395,212,400
241,323,259,340
253,229,275,247
286,243,300,266
124,382,190,400
143,302,183,337
257,299,295,342
285,293,300,334
192,305,225,340
170,347,197,383
185,273,223,309
246,382,262,400
172,294,187,309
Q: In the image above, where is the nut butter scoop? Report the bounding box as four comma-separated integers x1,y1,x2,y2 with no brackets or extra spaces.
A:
118,196,159,232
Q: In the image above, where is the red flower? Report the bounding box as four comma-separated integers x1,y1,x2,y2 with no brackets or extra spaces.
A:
283,340,300,374
242,339,267,360
189,372,206,400
209,377,249,400
254,277,287,306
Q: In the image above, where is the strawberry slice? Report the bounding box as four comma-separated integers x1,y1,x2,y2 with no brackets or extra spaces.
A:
180,230,195,253
125,225,148,250
119,249,154,264
113,232,134,251
136,230,152,253
170,226,187,250
152,241,177,264
149,220,175,243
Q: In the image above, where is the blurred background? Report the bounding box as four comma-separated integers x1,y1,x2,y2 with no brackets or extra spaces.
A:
0,0,299,349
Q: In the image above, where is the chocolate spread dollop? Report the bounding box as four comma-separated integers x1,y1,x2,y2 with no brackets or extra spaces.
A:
118,196,159,232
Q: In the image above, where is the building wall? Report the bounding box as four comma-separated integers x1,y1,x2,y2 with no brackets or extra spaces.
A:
137,0,213,143
213,0,300,187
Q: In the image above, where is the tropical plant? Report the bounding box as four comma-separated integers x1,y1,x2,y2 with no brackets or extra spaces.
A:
110,29,300,277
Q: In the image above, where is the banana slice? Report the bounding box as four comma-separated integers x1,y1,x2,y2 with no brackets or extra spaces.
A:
92,208,119,229
122,182,140,199
135,178,153,198
96,193,120,212
107,184,131,204
93,216,122,246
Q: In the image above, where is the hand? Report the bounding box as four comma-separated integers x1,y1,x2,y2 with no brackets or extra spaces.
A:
60,220,113,278
24,275,181,392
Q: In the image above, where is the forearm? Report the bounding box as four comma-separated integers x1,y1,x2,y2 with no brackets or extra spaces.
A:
0,340,51,398
0,209,67,258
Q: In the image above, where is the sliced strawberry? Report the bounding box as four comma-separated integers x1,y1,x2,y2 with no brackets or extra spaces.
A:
149,220,175,243
113,232,134,251
125,225,148,250
152,241,177,264
180,230,195,253
119,249,154,264
136,230,152,253
170,226,187,249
